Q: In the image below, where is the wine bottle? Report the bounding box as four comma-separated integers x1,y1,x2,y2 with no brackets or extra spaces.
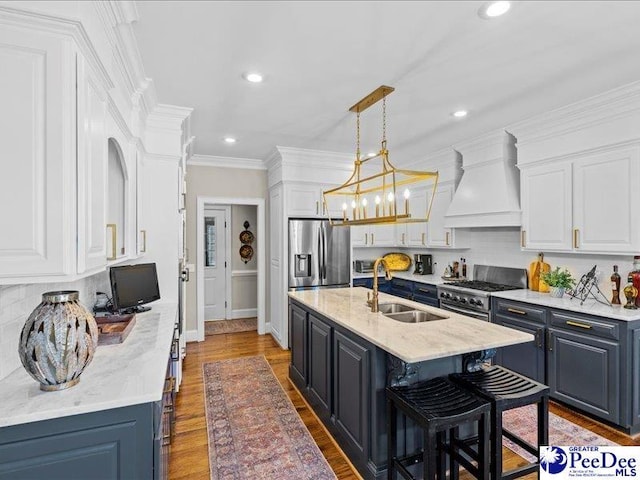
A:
611,265,621,305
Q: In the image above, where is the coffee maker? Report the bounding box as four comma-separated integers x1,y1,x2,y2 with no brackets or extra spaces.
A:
413,254,433,275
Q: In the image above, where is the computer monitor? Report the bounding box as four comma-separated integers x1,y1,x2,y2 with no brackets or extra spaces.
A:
109,263,161,313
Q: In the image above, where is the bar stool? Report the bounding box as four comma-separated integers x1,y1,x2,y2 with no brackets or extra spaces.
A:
386,377,491,480
450,365,549,480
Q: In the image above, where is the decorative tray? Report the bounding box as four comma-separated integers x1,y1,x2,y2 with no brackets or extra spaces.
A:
95,314,136,346
382,252,412,271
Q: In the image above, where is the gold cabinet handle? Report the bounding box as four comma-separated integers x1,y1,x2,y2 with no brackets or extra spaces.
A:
507,308,527,315
106,224,117,260
445,231,450,246
521,230,526,248
421,232,425,245
371,233,375,244
316,201,319,215
365,233,368,245
566,320,592,329
402,233,405,244
573,228,579,249
140,229,147,253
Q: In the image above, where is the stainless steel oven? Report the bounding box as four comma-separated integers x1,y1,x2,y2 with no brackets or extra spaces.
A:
439,301,490,321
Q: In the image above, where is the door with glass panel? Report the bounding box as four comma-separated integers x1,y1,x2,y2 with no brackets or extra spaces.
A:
204,208,227,320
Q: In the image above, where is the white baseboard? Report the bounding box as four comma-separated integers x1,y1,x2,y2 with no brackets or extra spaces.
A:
232,308,257,319
185,329,201,343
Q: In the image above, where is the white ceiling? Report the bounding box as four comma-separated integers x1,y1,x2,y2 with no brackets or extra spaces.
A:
133,1,640,165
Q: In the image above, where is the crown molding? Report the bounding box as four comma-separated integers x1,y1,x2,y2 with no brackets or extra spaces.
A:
146,104,194,133
188,154,266,170
507,80,640,146
266,146,354,172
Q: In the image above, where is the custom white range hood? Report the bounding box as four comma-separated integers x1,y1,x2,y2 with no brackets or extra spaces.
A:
444,130,521,228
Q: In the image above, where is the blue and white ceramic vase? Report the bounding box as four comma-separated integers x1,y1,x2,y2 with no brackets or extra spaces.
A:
19,291,99,391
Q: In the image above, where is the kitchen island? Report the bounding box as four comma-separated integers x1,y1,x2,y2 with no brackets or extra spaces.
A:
288,287,533,480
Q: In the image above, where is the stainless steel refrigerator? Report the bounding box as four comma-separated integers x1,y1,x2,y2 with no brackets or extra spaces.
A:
288,219,350,290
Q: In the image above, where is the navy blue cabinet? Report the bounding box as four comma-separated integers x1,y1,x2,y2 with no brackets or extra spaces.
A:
492,297,640,434
352,277,391,293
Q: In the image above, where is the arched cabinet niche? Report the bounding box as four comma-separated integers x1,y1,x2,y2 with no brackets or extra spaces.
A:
107,138,128,260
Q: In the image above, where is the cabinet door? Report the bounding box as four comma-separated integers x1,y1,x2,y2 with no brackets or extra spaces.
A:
370,224,396,247
406,188,428,247
308,314,332,420
0,28,74,277
427,183,454,247
412,283,439,308
286,184,323,217
269,185,286,347
77,55,107,274
493,314,545,383
521,162,572,251
289,304,307,390
333,330,369,458
548,328,620,423
573,148,640,253
351,225,369,247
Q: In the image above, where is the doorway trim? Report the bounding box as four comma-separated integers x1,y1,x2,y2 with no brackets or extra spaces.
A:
196,196,266,341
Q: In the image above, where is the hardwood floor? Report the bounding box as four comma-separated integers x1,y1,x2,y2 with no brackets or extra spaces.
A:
169,330,639,480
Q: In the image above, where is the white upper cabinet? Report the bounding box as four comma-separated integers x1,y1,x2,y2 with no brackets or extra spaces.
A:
285,183,323,217
0,27,75,280
107,138,128,261
77,55,108,274
573,147,640,253
402,187,428,247
521,148,640,254
521,162,573,251
511,80,640,255
427,183,455,248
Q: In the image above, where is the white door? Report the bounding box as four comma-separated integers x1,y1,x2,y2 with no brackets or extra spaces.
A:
573,147,640,253
406,188,428,247
521,162,572,251
427,183,455,247
204,208,228,320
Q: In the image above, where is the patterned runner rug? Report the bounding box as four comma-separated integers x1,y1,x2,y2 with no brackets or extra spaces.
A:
203,356,337,480
205,318,257,335
503,404,618,462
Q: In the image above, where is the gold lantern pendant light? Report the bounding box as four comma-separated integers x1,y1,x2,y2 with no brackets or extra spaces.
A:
323,86,439,226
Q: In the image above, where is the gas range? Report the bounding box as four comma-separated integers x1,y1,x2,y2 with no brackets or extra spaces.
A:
437,265,528,319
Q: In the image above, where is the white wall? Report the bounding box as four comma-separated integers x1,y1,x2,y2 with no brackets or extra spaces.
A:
353,227,633,299
0,272,109,380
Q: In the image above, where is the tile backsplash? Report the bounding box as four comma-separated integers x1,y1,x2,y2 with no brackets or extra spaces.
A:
353,227,637,299
0,272,109,381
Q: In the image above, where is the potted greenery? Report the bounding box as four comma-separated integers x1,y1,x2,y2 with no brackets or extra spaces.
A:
540,267,575,298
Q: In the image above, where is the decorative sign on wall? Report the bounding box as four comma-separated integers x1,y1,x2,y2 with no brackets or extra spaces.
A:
239,221,254,264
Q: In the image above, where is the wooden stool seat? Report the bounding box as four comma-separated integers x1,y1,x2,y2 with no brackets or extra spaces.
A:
450,365,550,480
387,377,491,480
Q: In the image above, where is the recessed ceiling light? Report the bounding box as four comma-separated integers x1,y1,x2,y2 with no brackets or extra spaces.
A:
243,72,263,83
452,110,468,118
224,137,237,144
478,1,511,19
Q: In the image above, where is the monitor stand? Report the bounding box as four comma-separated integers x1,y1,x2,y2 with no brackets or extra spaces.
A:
120,305,152,314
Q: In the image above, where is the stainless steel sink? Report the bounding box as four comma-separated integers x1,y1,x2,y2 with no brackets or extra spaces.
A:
377,303,415,314
384,310,449,323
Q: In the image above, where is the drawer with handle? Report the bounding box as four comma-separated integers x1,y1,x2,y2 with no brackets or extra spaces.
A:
549,310,619,341
493,299,546,323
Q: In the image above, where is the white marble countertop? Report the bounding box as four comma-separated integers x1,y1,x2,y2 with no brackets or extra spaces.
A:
288,287,533,363
0,303,177,428
492,290,640,322
353,271,452,285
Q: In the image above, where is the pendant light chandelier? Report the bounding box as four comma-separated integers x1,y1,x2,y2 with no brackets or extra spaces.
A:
323,86,439,226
